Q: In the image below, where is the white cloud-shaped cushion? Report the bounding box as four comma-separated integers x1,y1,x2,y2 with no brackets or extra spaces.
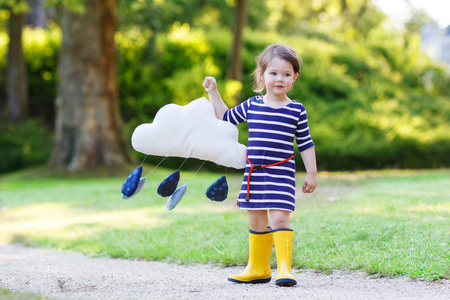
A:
131,97,247,169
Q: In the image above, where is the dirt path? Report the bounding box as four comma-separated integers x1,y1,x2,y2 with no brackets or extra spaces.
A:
0,243,448,300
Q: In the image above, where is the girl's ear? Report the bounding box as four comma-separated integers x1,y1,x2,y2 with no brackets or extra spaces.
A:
294,73,300,80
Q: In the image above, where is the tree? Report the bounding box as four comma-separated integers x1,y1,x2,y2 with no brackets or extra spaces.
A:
226,0,248,82
50,0,132,171
26,0,48,28
3,1,29,121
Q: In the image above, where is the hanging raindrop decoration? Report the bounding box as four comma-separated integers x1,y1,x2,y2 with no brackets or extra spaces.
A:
120,97,247,209
206,175,228,202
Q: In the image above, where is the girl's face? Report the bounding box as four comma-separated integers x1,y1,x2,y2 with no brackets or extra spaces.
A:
262,56,298,98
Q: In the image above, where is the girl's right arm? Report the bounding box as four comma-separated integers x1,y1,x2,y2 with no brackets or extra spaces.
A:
203,76,228,120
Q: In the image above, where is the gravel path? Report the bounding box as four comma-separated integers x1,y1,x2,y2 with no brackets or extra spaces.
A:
0,243,448,300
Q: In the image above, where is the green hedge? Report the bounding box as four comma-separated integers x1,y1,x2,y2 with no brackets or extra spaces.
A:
0,119,52,173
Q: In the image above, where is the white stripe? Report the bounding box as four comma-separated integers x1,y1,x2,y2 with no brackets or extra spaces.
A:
249,110,299,121
236,107,245,120
235,109,245,121
249,128,295,138
297,140,313,148
251,102,266,108
241,101,248,118
248,119,297,129
243,173,296,182
252,101,302,114
248,137,293,146
296,127,309,133
244,166,295,172
230,110,239,124
284,105,303,113
247,146,293,154
297,119,307,125
296,134,311,140
247,155,294,161
268,165,296,172
241,182,296,191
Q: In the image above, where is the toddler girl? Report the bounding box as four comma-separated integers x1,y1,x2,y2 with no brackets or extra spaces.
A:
203,43,317,286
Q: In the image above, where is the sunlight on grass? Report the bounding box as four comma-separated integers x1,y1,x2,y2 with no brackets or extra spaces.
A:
406,203,450,214
1,202,174,243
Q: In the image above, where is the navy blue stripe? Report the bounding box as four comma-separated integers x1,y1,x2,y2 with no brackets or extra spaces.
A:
271,228,293,232
249,229,272,234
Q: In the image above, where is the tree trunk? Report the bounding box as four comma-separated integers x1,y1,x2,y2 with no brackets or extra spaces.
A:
26,0,47,28
341,0,347,12
226,0,248,81
7,10,28,121
50,0,131,171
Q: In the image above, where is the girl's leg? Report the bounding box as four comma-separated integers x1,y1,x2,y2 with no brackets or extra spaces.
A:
247,210,269,232
228,210,272,284
269,210,297,286
268,210,290,229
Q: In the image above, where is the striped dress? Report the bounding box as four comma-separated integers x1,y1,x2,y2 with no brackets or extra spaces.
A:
223,96,314,212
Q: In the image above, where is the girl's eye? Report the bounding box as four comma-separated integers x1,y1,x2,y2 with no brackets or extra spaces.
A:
284,73,291,77
270,72,277,75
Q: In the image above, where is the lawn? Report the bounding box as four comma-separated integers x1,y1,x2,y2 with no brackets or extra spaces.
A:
0,166,449,281
0,288,48,300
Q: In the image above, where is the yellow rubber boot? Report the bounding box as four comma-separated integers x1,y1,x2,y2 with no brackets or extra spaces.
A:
228,230,273,284
273,229,297,286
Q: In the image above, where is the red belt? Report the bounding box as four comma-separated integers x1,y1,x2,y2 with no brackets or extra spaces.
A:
245,153,295,201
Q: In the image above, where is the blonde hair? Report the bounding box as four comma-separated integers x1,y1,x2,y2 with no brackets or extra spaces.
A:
252,43,303,93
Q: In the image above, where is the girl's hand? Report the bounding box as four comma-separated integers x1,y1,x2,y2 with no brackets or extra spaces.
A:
302,173,317,193
203,76,217,93
202,76,228,119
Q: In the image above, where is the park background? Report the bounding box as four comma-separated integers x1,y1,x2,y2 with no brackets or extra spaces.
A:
1,0,449,173
0,0,449,291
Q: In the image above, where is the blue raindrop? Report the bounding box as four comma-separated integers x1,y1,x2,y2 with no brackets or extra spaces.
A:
157,170,180,197
206,176,228,202
121,165,143,197
122,177,146,200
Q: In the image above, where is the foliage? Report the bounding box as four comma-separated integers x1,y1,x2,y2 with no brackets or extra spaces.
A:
23,24,61,122
0,119,52,173
0,0,29,14
0,23,60,123
117,24,239,124
117,0,267,33
113,1,450,171
0,0,449,171
1,169,449,280
44,0,86,14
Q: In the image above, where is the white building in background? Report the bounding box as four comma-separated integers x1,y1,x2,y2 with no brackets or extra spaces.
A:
420,23,450,67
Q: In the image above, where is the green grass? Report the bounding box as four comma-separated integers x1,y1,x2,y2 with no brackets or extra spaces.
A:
1,166,449,281
0,288,50,300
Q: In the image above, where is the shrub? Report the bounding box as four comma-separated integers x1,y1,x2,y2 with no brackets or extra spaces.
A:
0,119,52,174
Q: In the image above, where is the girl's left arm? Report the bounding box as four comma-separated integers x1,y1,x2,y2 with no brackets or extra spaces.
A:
300,147,317,193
